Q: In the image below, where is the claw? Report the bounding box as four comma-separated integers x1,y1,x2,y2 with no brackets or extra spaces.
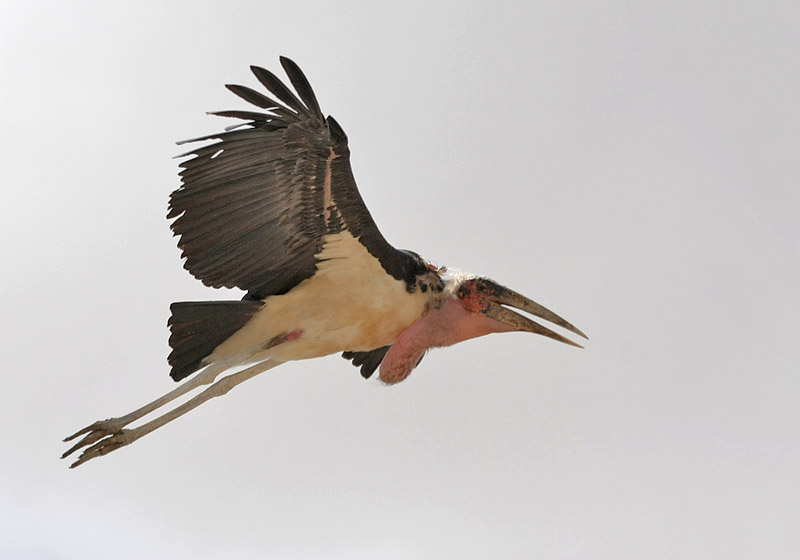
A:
61,431,104,459
63,427,88,442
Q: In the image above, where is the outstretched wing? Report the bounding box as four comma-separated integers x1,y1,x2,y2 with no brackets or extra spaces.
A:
168,57,426,300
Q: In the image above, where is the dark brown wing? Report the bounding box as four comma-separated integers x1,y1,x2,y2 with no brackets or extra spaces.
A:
342,345,426,380
342,347,390,379
168,57,426,300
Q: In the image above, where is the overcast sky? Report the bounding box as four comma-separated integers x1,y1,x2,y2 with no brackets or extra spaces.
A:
2,1,799,558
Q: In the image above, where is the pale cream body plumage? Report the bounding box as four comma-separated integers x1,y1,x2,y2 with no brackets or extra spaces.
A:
209,231,441,366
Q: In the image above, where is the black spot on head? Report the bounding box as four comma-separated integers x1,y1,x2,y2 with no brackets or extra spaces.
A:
421,283,428,293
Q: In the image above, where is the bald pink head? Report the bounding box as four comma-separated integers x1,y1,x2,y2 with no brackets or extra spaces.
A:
378,276,586,384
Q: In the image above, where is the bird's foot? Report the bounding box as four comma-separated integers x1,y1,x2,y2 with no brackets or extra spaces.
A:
61,418,131,467
68,429,134,468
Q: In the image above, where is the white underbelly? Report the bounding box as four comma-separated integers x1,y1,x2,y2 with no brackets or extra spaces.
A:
208,231,430,365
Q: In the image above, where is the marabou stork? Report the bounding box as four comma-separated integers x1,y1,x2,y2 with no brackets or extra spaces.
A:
62,57,586,468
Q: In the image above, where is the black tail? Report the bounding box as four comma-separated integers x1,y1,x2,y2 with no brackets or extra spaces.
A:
168,300,263,382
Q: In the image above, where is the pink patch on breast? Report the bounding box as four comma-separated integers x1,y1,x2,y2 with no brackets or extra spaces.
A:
286,329,303,341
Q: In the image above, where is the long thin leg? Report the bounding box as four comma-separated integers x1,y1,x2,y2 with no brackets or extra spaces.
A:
62,360,236,457
67,359,284,468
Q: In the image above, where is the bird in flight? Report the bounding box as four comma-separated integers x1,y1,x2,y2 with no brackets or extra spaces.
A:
62,57,586,468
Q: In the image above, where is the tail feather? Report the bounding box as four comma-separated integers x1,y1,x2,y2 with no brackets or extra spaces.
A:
168,300,263,381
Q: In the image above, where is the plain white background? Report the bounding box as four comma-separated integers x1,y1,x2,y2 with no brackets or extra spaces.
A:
2,1,799,558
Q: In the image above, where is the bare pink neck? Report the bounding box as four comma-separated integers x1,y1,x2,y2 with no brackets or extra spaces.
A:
379,298,513,384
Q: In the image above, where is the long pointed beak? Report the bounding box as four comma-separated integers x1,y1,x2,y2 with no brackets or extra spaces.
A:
482,283,588,348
